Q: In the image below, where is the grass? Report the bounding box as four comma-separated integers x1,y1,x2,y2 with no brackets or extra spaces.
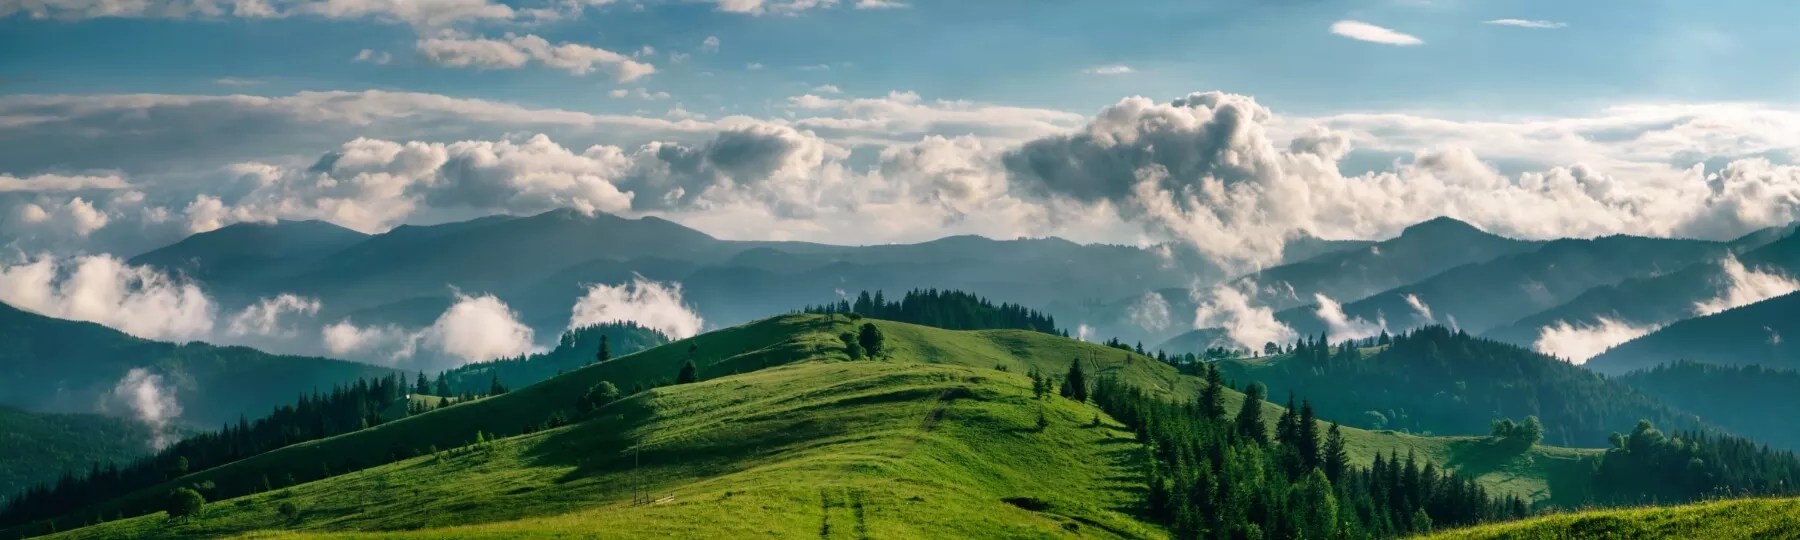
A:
47,362,1162,539
34,314,1601,538
1421,498,1800,539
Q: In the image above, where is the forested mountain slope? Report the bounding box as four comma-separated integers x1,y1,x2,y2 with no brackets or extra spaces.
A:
0,301,396,427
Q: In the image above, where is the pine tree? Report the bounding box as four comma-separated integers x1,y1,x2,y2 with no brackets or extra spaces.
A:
677,359,698,384
414,372,430,395
596,335,612,364
1060,358,1088,402
1200,364,1226,421
1298,399,1321,471
1235,383,1268,445
1323,422,1350,484
488,374,508,396
434,373,451,397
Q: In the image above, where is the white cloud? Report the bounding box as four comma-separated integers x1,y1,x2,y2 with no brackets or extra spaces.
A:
746,62,764,70
1403,293,1435,323
323,292,536,369
1694,256,1800,316
1127,290,1172,333
1485,19,1568,29
1083,65,1134,75
567,275,705,339
1330,20,1424,46
1192,280,1296,350
0,254,215,341
423,293,536,365
1005,91,1800,271
610,88,671,100
226,294,321,337
1314,293,1385,341
12,197,112,236
213,77,264,86
786,90,1084,146
1534,318,1659,363
701,36,720,53
416,34,656,81
352,49,392,65
812,84,842,94
1076,323,1095,342
711,0,838,15
0,174,129,192
109,368,181,450
854,0,905,8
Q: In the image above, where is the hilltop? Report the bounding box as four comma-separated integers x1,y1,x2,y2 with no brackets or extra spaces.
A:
16,314,1593,538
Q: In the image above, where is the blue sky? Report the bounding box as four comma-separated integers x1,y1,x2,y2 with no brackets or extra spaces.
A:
6,0,1795,118
3,0,1800,260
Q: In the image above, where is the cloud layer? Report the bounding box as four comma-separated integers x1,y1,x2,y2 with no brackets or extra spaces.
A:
1330,21,1424,46
1534,317,1660,364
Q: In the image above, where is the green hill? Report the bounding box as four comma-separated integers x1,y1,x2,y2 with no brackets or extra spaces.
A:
18,315,1594,538
0,408,153,499
1422,497,1800,539
1586,291,1800,374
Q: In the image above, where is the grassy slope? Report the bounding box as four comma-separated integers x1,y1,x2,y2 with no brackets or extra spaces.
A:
1422,498,1800,539
42,315,1593,538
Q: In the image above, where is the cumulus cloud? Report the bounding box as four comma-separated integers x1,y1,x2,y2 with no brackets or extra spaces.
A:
1005,90,1800,271
226,294,321,337
323,293,536,369
1330,21,1424,46
1694,256,1800,316
1314,293,1385,341
12,197,111,236
1485,19,1567,29
0,255,214,341
1192,280,1295,351
109,368,182,450
567,275,705,339
701,36,720,53
1533,317,1659,364
1403,293,1435,323
1127,290,1172,333
711,0,839,15
0,174,129,192
416,34,656,81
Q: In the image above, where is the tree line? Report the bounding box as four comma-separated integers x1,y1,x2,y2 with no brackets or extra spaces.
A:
800,289,1063,335
1085,363,1526,539
1217,326,1706,447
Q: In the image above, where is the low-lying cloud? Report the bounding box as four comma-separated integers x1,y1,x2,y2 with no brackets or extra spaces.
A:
1403,293,1435,324
324,293,538,370
1693,256,1800,316
227,294,322,337
0,254,214,341
109,368,182,450
1533,317,1660,364
1314,293,1385,341
568,275,705,339
1127,291,1173,333
1192,280,1295,351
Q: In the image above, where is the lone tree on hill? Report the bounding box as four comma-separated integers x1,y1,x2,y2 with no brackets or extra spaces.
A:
678,359,699,384
488,374,509,396
596,335,612,364
166,487,204,521
858,323,885,358
1060,358,1089,402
